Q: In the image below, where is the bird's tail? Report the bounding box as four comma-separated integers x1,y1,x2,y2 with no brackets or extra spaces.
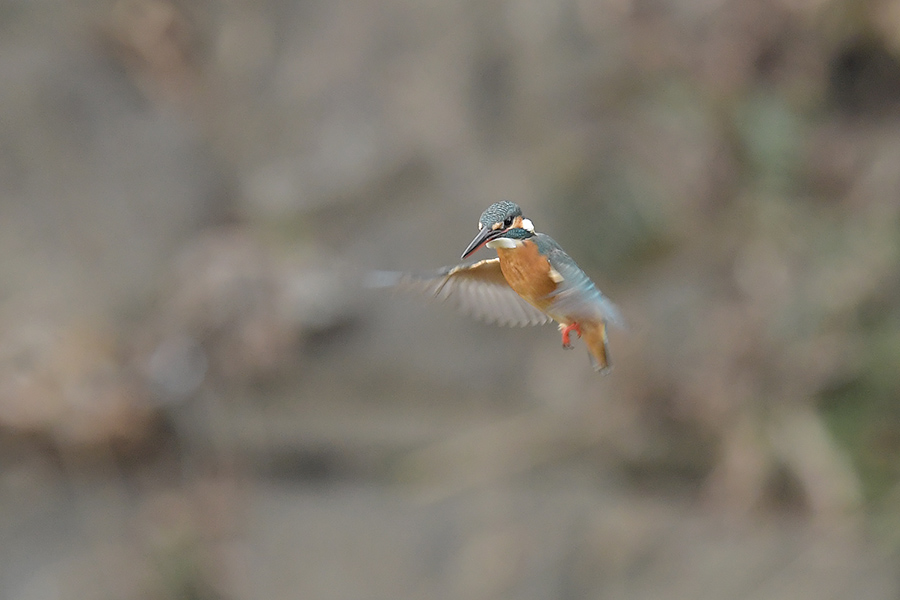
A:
582,321,611,374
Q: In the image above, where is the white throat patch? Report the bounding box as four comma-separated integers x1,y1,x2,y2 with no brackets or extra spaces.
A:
486,237,522,249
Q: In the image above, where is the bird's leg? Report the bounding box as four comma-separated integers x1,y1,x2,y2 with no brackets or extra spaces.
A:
560,322,582,349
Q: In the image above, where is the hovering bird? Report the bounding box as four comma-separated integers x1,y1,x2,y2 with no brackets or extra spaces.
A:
373,201,624,372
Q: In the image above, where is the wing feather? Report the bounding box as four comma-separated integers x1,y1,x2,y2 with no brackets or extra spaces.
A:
535,235,625,328
368,259,551,327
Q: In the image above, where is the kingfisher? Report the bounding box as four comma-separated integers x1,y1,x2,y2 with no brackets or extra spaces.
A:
373,201,624,372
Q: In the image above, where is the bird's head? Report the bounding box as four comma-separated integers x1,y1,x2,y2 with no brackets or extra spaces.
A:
461,201,536,259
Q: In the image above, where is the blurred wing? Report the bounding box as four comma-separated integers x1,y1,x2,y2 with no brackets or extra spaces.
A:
539,237,626,329
368,259,552,327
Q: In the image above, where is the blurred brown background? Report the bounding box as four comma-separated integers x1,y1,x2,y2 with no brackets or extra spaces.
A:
1,0,899,598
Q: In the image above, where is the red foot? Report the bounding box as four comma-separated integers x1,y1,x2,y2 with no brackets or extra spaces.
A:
561,322,582,349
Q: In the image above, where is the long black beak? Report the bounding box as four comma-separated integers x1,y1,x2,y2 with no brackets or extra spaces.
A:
461,226,503,259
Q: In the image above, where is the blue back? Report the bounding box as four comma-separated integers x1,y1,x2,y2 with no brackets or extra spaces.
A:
534,233,625,327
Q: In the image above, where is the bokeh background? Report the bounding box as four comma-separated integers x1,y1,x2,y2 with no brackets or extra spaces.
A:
2,0,900,598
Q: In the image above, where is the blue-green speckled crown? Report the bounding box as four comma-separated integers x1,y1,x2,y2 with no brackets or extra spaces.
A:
478,201,522,228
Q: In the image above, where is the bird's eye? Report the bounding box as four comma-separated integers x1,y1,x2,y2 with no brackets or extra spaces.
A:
503,217,514,228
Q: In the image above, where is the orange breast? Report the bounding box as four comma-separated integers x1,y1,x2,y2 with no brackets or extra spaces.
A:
496,242,558,313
